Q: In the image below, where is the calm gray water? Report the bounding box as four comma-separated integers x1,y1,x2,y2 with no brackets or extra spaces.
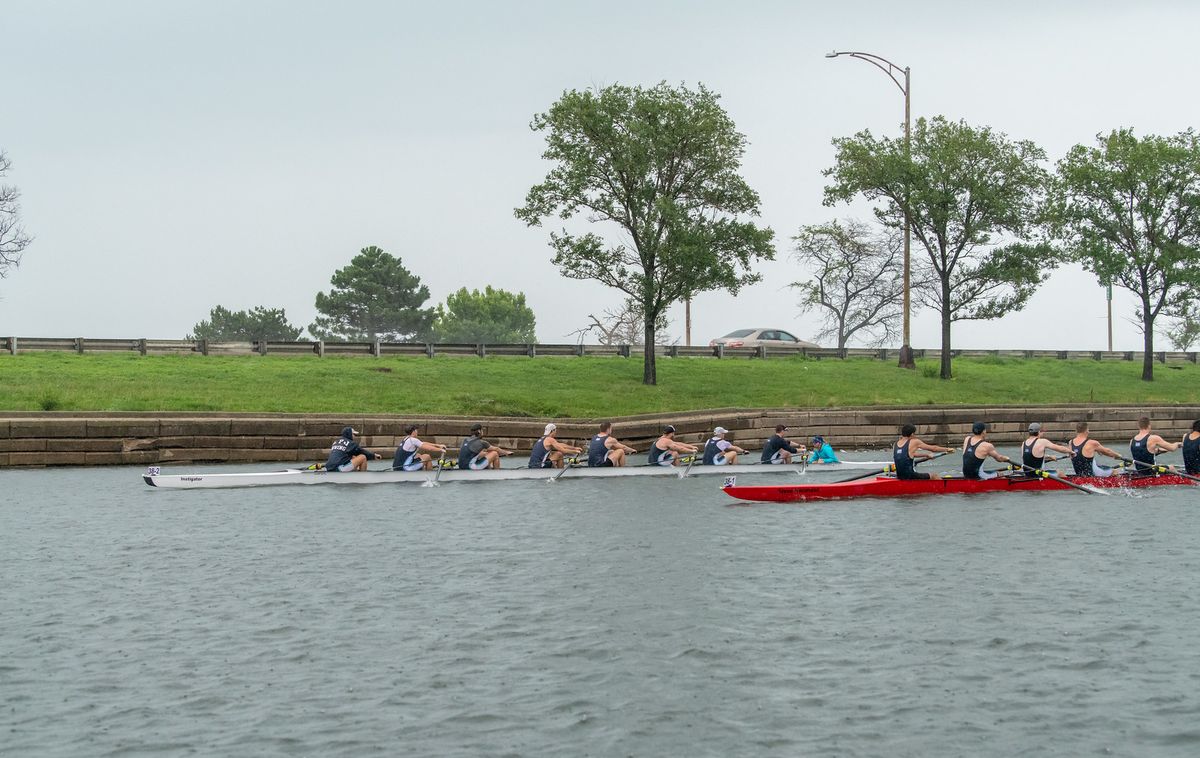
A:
3,457,1200,757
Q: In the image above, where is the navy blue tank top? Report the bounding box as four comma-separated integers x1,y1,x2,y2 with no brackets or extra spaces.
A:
528,436,552,468
587,434,609,467
1022,438,1043,470
1130,433,1155,473
1183,433,1200,475
963,437,985,479
649,441,674,465
893,439,918,479
1070,437,1093,477
702,437,726,465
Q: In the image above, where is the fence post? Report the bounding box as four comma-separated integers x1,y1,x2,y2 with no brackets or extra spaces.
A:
714,344,724,359
477,343,486,358
1158,351,1166,364
371,340,380,357
1057,351,1067,360
200,339,209,356
426,343,435,358
1123,351,1133,361
76,337,85,354
256,340,267,356
1093,351,1102,361
756,345,767,359
668,344,678,358
575,343,584,357
139,338,147,356
878,348,888,361
619,344,630,358
527,343,536,358
8,336,16,355
1190,352,1198,364
316,340,325,358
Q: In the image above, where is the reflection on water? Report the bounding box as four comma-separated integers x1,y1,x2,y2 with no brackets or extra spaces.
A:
2,462,1199,757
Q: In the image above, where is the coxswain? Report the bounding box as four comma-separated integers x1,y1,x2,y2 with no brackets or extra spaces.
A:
325,426,381,472
962,422,1012,480
648,425,699,466
1130,416,1180,475
587,421,637,467
1021,423,1072,470
529,423,583,469
761,424,804,465
808,435,840,464
393,424,447,471
1068,422,1122,477
893,424,953,480
702,426,747,465
458,423,513,470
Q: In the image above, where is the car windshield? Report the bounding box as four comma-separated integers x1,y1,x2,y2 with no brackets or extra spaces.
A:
722,329,755,338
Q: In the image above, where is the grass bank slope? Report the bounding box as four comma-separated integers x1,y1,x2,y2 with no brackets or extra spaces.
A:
1,353,1196,416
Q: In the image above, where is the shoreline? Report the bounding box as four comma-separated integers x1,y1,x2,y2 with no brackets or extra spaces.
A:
3,405,1197,467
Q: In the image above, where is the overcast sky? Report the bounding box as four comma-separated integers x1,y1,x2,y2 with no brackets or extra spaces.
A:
2,0,1198,349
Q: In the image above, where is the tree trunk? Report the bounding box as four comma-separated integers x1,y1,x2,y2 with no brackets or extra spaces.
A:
940,276,953,379
1142,308,1155,382
643,315,657,385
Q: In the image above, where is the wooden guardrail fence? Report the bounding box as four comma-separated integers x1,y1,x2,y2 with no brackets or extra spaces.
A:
1,336,1198,364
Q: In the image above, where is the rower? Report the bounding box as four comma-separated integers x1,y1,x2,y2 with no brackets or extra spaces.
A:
1022,423,1071,470
962,422,1012,480
649,425,699,466
1069,422,1122,477
894,424,953,480
1130,416,1180,475
1184,420,1200,476
702,426,747,466
529,423,583,469
808,435,840,464
587,421,637,467
457,423,513,470
761,424,804,465
325,426,382,472
393,424,447,471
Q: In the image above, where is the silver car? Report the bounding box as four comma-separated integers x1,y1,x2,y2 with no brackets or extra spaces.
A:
708,329,820,349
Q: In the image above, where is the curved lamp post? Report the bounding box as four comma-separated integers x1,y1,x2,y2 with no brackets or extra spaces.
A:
825,50,915,369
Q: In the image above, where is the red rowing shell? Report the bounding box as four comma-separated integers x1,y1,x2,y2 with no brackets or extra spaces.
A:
722,474,1198,503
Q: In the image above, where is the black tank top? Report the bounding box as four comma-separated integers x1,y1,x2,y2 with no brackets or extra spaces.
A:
1022,437,1043,470
1130,433,1155,473
587,434,609,467
1070,437,1093,477
1183,433,1200,475
528,436,552,468
963,437,985,479
894,439,918,479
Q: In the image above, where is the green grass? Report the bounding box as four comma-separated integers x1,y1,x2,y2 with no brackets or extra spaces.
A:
0,353,1197,415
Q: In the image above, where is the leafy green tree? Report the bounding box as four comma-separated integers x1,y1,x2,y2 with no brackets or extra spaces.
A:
1052,129,1200,381
1,151,33,281
309,246,434,342
516,82,775,385
1166,307,1200,352
791,219,906,349
432,286,537,343
187,305,303,341
824,116,1052,379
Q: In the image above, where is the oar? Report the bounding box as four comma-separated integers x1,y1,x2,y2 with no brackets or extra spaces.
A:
1115,456,1200,484
833,450,949,483
429,451,448,485
550,455,580,482
677,453,698,479
1009,461,1104,495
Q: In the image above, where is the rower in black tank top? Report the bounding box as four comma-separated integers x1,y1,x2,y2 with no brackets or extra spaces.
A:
1130,432,1155,474
1070,436,1092,476
1022,438,1043,469
963,437,986,480
1183,432,1200,475
893,438,929,480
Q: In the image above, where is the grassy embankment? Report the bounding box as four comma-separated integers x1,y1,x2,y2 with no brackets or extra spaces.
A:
1,352,1196,417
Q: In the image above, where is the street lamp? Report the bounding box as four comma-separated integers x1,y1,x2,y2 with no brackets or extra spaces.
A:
826,50,915,369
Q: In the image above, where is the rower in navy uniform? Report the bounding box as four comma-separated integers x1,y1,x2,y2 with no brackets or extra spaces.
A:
893,424,953,480
587,421,637,467
1021,423,1072,470
702,427,747,466
458,423,513,470
1068,421,1122,477
1183,420,1200,476
325,426,381,472
761,424,804,464
648,425,699,466
393,424,447,471
962,422,1011,480
1130,416,1180,475
528,423,582,469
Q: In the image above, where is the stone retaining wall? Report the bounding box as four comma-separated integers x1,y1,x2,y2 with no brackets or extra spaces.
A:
2,406,1198,467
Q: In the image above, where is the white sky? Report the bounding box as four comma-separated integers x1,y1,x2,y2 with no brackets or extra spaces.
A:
2,0,1197,349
